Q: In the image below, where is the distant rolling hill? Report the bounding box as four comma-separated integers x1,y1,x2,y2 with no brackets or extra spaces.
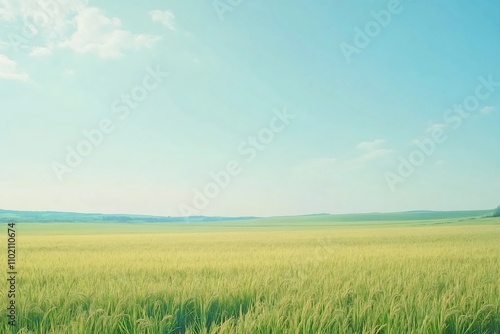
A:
0,208,495,224
0,209,256,223
279,210,494,222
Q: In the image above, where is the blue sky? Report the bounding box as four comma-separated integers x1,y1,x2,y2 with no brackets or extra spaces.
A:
1,0,499,217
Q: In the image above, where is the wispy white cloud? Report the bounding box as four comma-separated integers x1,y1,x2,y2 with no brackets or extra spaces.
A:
0,0,87,55
59,7,160,58
2,2,161,58
425,122,447,134
408,122,448,147
150,10,176,31
357,148,392,163
480,106,494,115
356,139,385,151
30,47,53,57
356,139,392,163
0,54,29,81
0,0,87,35
63,68,75,76
0,0,16,21
298,139,392,176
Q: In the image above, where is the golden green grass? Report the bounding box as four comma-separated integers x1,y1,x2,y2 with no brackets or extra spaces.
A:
4,219,500,333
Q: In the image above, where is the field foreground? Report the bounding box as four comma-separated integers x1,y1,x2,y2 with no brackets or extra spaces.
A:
4,217,500,333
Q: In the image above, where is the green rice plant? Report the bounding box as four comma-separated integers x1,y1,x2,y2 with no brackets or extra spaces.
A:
1,218,499,333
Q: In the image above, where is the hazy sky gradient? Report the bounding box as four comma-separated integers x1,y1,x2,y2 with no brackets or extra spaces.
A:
1,0,499,216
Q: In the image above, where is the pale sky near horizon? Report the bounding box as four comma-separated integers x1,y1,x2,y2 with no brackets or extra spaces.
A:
1,0,499,217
